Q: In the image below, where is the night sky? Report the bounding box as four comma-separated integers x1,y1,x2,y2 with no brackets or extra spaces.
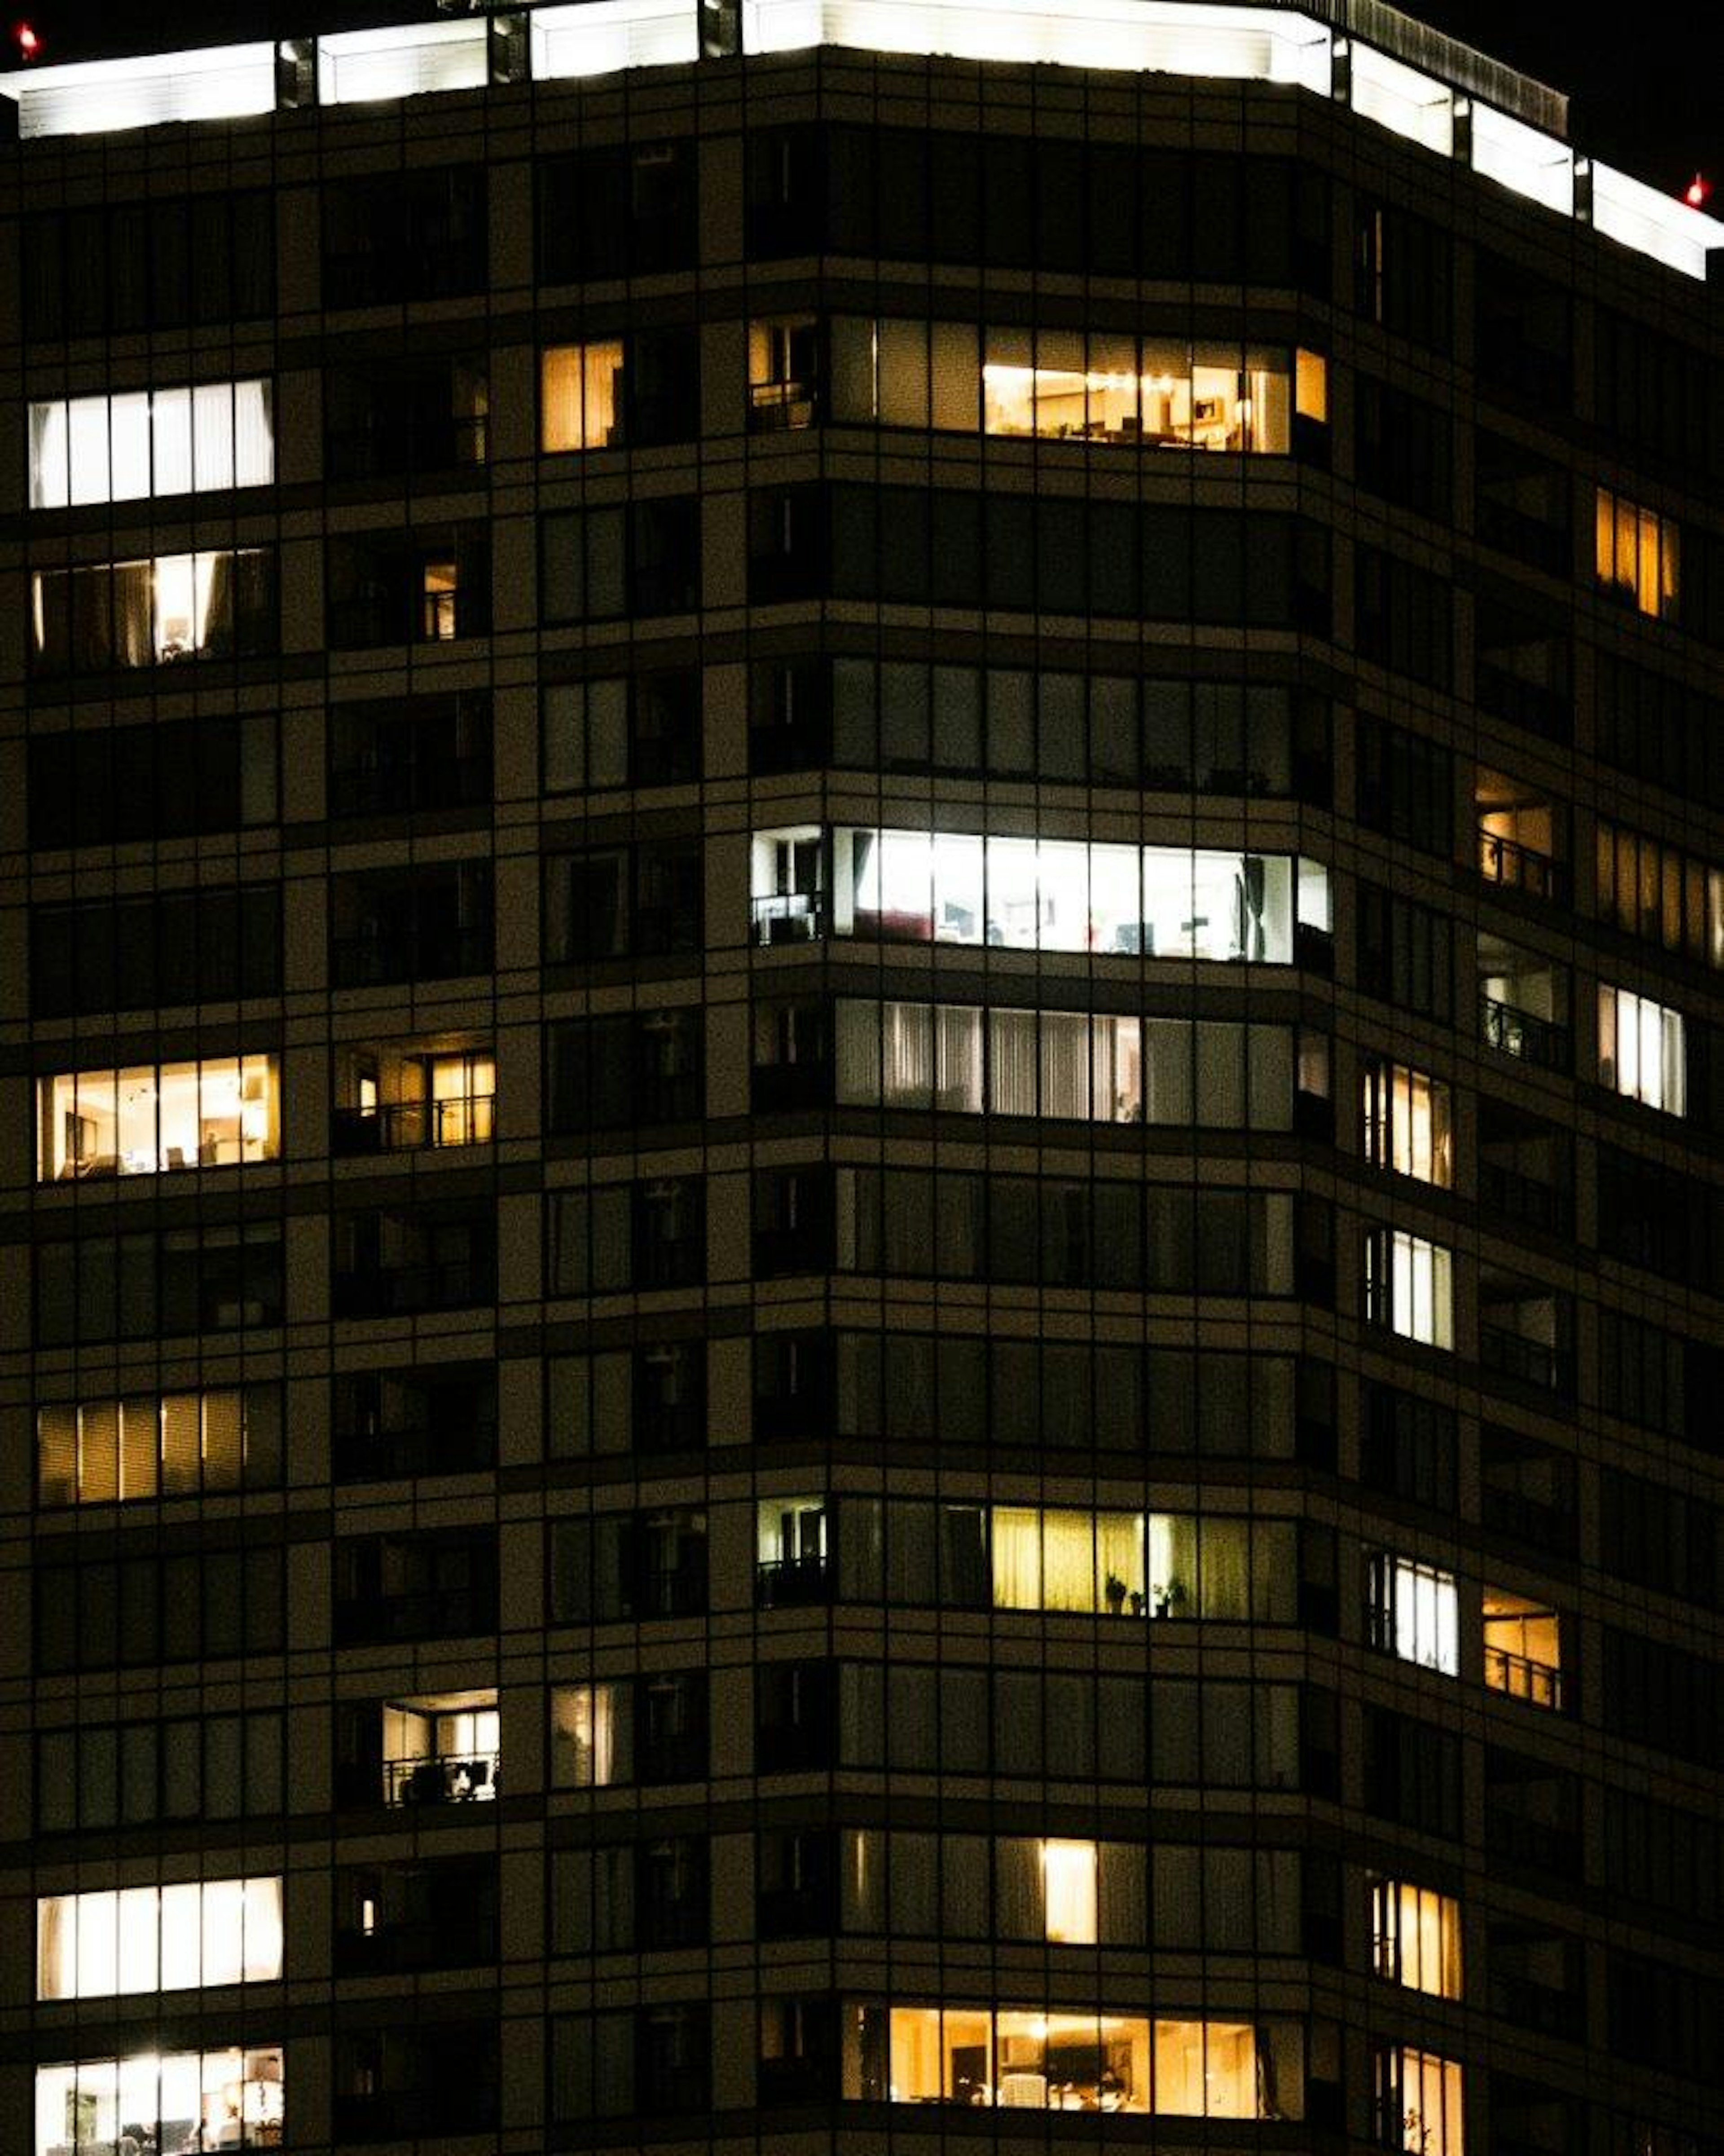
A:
13,0,1724,203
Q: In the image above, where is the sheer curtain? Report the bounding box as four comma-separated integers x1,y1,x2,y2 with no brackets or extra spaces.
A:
935,1004,983,1110
989,1009,1038,1115
880,1000,932,1106
835,1000,883,1104
29,400,69,507
990,1507,1042,1608
1040,1509,1097,1610
1040,1010,1091,1119
233,379,275,486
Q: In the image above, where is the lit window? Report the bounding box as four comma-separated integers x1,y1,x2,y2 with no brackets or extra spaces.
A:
31,547,274,671
37,1879,282,1999
1362,1061,1452,1184
28,381,273,509
541,341,625,452
37,1386,276,1507
382,1691,500,1804
1598,985,1686,1114
1595,486,1679,619
1377,2046,1464,2156
1040,1840,1099,1944
748,318,819,429
1482,1589,1562,1710
1367,1553,1460,1675
428,1052,497,1145
39,1054,279,1181
34,2049,283,2156
1595,817,1724,970
1371,1879,1462,1997
1363,1228,1453,1348
551,1681,629,1786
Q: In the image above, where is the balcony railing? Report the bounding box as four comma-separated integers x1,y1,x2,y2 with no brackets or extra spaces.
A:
332,1258,492,1317
756,1554,833,1608
384,1750,500,1806
327,753,492,820
1477,663,1572,744
1480,993,1570,1071
1485,1645,1564,1711
1489,1973,1585,2041
753,892,823,945
326,412,488,481
1479,829,1566,901
334,1420,498,1481
1480,1323,1570,1394
332,1094,496,1155
749,380,818,432
1485,1804,1582,1879
330,925,493,988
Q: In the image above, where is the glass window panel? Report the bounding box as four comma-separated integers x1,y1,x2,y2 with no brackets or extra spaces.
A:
153,388,194,496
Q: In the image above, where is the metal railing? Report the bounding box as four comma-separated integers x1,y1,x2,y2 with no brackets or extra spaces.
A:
752,892,823,944
384,1750,500,1806
1484,1645,1564,1711
332,1093,495,1155
1480,993,1570,1071
1478,829,1566,901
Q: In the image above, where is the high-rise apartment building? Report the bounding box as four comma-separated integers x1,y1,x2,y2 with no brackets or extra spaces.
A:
0,1,1720,2150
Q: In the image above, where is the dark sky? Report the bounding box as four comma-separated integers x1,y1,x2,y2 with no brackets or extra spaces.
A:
15,0,1724,199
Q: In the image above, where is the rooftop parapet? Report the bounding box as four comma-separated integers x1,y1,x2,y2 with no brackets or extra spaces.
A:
1,0,1718,280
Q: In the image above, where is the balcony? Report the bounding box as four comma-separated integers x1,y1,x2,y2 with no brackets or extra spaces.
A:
1484,1590,1564,1711
330,922,493,989
386,1749,499,1805
1479,829,1566,902
753,891,823,945
756,1553,833,1607
333,1085,495,1156
1480,994,1570,1071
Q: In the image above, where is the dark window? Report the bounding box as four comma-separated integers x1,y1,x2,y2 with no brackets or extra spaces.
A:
756,1659,836,1771
323,165,487,306
29,714,278,848
542,670,701,790
328,692,492,819
1476,248,1572,410
757,1830,837,1938
36,1712,285,1833
35,1223,284,1347
328,862,492,987
546,1180,706,1295
332,1201,497,1318
1362,1706,1461,1839
326,525,490,647
1598,1468,1720,1608
1478,586,1572,741
1359,1381,1457,1512
26,192,273,337
759,1998,839,2105
331,1366,497,1482
539,140,697,280
1355,884,1453,1020
541,499,700,621
549,1510,708,1621
31,883,281,1018
1596,1143,1722,1292
550,2005,711,2120
1356,718,1453,856
1354,197,1451,351
1355,546,1452,688
1596,1307,1718,1453
1595,651,1724,810
547,1010,703,1132
543,841,702,962
332,1530,500,1646
325,355,488,480
36,1543,285,1672
1355,376,1451,519
1475,429,1572,575
333,2024,499,2143
1486,1744,1582,1879
334,1856,499,1974
1598,1627,1722,1768
547,1342,708,1459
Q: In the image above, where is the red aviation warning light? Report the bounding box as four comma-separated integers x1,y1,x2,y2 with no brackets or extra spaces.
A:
13,20,41,58
1684,172,1711,208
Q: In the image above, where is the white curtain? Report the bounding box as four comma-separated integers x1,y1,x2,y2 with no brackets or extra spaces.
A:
990,1507,1042,1608
1040,1011,1091,1120
989,1009,1038,1116
28,400,69,507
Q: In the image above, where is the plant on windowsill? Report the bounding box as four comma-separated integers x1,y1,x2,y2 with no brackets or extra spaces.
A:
1151,1580,1188,1618
1104,1573,1128,1614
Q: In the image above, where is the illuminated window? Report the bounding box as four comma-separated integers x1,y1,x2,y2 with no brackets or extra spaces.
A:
1363,1228,1453,1348
541,341,625,452
36,1385,278,1507
39,1054,278,1182
1482,1589,1562,1710
1377,2046,1464,2156
1362,1061,1452,1184
28,381,273,509
34,2050,283,2156
1595,817,1724,970
1598,985,1686,1114
30,548,275,673
748,318,819,429
429,1052,497,1144
1367,1553,1460,1675
759,825,1325,965
1040,1840,1099,1943
1371,1879,1462,1997
37,1879,282,1999
551,1681,629,1786
382,1691,500,1805
1596,487,1679,620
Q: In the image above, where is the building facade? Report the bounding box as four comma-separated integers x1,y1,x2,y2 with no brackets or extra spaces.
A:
0,2,1721,2151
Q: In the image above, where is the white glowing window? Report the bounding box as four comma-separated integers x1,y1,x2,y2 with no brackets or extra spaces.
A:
37,1879,283,1999
1362,1061,1452,1184
39,1054,279,1182
1372,1878,1462,1998
1598,985,1686,1115
34,2047,283,2156
1364,1228,1453,1349
1041,1840,1099,1943
1368,1554,1459,1675
28,382,273,509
